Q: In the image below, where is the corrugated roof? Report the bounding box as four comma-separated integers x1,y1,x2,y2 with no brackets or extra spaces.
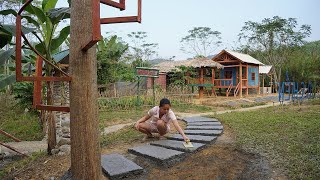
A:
225,50,264,65
259,65,273,74
52,49,69,64
153,58,223,73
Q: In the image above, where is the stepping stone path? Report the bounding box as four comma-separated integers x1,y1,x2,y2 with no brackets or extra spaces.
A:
101,116,223,178
101,154,143,179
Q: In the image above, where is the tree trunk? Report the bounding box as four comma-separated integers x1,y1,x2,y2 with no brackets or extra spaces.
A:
69,0,101,179
47,81,56,155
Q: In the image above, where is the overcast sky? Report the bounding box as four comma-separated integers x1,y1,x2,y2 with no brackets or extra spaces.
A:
57,0,320,60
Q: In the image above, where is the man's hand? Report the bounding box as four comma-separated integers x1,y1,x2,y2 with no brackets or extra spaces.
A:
135,122,140,130
183,135,190,142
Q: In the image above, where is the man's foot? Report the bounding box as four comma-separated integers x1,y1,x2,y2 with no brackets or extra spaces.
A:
142,134,154,141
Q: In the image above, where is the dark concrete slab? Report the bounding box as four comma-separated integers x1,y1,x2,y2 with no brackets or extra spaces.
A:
186,125,223,130
184,129,223,136
150,140,206,153
187,121,221,126
101,153,143,180
183,116,219,123
166,134,217,143
128,145,186,167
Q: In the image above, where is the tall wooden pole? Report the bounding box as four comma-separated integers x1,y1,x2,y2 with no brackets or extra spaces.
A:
70,0,101,179
199,68,204,98
246,64,249,96
239,63,242,97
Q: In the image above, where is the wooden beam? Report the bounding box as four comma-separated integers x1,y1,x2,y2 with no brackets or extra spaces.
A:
100,16,140,24
70,0,101,178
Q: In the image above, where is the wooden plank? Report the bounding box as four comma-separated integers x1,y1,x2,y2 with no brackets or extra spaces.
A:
101,16,139,24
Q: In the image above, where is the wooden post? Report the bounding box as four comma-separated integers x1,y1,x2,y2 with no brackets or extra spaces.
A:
262,74,265,95
246,64,249,96
199,68,204,98
69,0,101,178
239,63,242,97
270,75,273,94
211,68,216,96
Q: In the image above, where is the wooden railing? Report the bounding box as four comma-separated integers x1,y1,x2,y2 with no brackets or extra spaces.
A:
214,79,233,87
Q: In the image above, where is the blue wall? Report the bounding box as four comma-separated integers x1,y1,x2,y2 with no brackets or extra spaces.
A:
248,67,259,86
220,68,237,86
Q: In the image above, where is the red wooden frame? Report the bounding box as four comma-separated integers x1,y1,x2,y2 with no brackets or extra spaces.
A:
82,0,142,51
16,0,142,112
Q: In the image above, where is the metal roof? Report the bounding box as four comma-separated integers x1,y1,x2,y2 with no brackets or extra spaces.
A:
52,49,69,64
225,50,264,65
259,65,273,74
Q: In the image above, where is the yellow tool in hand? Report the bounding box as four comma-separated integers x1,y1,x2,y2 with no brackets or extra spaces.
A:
183,139,194,148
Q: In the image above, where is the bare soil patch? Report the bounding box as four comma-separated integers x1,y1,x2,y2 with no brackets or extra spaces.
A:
5,124,286,180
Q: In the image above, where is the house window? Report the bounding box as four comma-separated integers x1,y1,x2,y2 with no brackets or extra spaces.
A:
224,71,232,79
251,72,256,81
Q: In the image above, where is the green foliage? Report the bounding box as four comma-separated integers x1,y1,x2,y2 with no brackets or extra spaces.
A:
12,82,34,107
97,35,133,84
168,65,196,86
284,40,320,82
180,27,222,57
0,94,43,143
98,96,154,111
0,74,16,89
214,101,320,179
238,16,311,82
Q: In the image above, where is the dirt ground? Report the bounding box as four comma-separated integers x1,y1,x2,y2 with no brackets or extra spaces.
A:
4,122,287,180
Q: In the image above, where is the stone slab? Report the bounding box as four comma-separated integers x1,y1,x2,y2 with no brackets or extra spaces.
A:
150,140,206,153
128,145,186,167
166,134,217,143
184,129,223,136
183,116,219,123
186,125,223,130
101,153,143,180
187,121,221,126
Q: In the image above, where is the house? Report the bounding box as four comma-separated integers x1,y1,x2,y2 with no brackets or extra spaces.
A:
154,50,268,98
259,65,273,94
210,50,264,97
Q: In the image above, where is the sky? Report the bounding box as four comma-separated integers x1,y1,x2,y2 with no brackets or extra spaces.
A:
57,0,320,60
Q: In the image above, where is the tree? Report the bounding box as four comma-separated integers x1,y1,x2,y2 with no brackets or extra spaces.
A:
126,31,158,66
180,27,222,57
97,35,133,84
0,0,70,154
238,16,311,82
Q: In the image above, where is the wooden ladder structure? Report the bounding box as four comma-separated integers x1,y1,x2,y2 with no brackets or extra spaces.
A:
234,82,241,97
226,83,233,97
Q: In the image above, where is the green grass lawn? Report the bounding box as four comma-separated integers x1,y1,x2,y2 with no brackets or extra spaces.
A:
212,99,320,179
0,95,43,142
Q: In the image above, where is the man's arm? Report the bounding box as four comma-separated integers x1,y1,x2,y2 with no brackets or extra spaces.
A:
135,115,151,130
172,119,189,141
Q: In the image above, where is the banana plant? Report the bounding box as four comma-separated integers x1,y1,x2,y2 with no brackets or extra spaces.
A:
0,0,70,88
